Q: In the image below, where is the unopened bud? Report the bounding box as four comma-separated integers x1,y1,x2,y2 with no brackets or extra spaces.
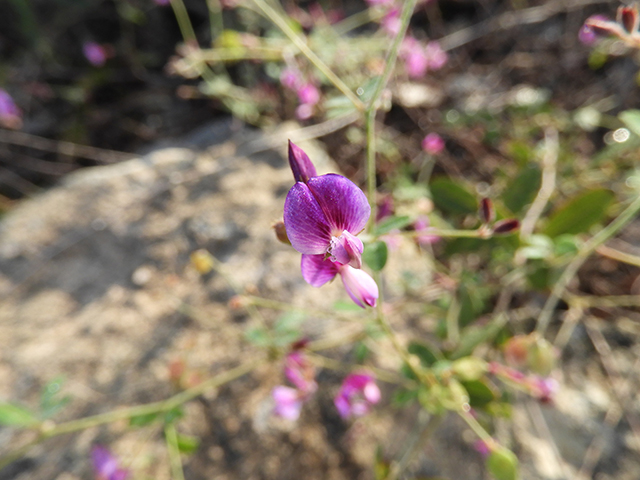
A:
486,447,519,480
228,295,246,310
190,249,214,274
480,198,495,224
503,335,532,368
618,5,639,34
452,357,488,381
492,219,520,235
527,337,556,376
272,220,291,245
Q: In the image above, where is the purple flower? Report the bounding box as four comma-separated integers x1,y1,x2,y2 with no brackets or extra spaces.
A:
421,133,445,155
284,351,317,395
272,386,304,420
424,41,448,70
91,446,129,480
297,83,320,106
280,68,302,90
301,254,378,308
401,37,429,78
414,216,439,246
579,15,611,45
284,142,370,270
273,351,316,420
334,372,381,419
83,42,108,67
0,89,22,129
381,8,401,36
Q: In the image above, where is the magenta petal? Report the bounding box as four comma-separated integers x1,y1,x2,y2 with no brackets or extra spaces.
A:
288,140,317,184
307,174,370,235
284,183,332,254
339,266,378,308
301,254,339,287
329,231,364,268
272,386,303,420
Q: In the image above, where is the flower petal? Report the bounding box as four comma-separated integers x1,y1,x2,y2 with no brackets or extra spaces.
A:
288,140,317,184
300,254,339,287
284,182,332,254
272,386,303,420
339,266,378,308
307,174,370,235
328,231,364,268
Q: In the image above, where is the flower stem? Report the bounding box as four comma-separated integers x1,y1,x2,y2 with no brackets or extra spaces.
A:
170,0,198,46
536,194,640,335
250,0,364,110
364,0,418,229
0,359,262,469
165,422,186,480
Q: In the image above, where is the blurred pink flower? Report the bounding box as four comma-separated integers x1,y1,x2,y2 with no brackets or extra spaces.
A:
280,68,302,90
91,446,129,480
334,372,381,419
414,216,439,246
579,15,609,45
273,351,317,420
401,37,429,78
381,8,401,36
83,42,109,67
422,133,445,154
0,89,22,129
425,41,448,70
297,83,320,106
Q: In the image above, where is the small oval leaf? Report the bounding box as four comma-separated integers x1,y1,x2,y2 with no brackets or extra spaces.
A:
363,241,388,271
430,178,478,215
0,403,39,427
543,189,614,238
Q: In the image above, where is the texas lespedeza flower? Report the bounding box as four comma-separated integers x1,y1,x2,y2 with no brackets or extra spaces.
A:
283,141,379,307
91,445,129,480
334,372,381,419
284,141,370,269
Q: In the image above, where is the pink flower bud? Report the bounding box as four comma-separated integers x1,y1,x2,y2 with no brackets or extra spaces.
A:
296,83,320,106
83,42,109,67
334,373,381,419
422,133,445,155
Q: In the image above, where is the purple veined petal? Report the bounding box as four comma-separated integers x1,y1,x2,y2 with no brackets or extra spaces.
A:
328,230,364,268
288,140,317,184
300,254,339,287
306,174,370,236
339,266,378,308
272,386,303,420
284,183,333,255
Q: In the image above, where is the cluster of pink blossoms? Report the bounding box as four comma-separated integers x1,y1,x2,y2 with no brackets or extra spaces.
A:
272,350,380,420
280,69,321,120
400,36,448,79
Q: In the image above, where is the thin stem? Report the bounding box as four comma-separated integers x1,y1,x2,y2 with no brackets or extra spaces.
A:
536,194,640,335
250,0,364,110
0,359,262,468
365,0,418,228
399,228,487,239
170,0,198,46
458,409,498,450
596,244,640,268
165,423,186,480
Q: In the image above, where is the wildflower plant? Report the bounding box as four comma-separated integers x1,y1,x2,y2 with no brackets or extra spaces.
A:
5,2,640,480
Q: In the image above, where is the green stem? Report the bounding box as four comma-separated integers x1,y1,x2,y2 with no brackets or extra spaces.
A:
365,0,418,229
0,359,261,469
458,409,497,449
396,228,487,239
170,0,198,46
250,0,364,110
536,194,640,335
165,423,186,480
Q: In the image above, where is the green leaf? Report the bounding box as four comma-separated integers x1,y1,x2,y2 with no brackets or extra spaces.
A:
392,388,418,407
375,215,412,235
164,406,184,424
40,376,71,420
245,327,271,347
430,178,478,215
0,403,39,427
450,322,504,360
407,341,440,367
502,164,541,213
130,412,160,427
357,77,382,103
619,109,640,137
486,447,519,480
363,241,388,271
543,189,614,237
461,380,496,408
176,433,200,454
